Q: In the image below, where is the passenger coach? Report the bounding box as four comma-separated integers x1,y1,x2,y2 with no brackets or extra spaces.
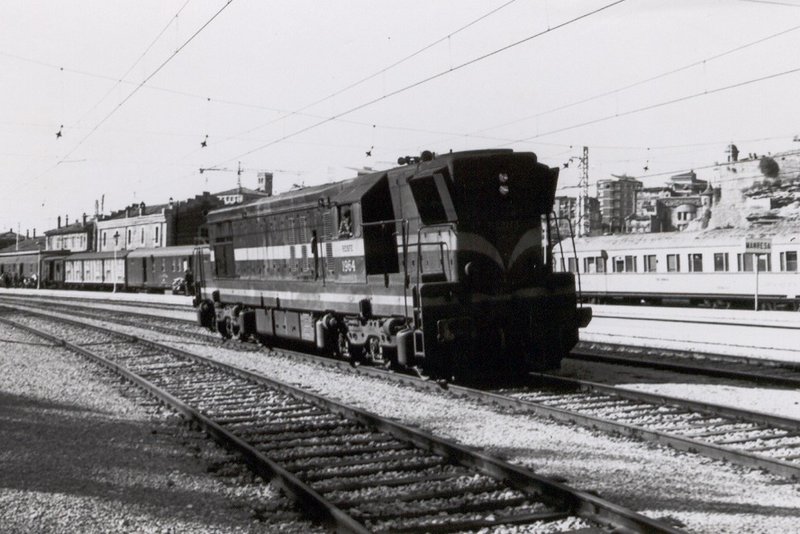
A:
556,226,800,310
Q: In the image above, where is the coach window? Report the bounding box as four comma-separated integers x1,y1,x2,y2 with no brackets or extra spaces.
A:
592,256,604,273
127,229,132,245
102,232,107,248
583,257,595,273
667,254,680,272
624,255,637,273
737,253,771,272
612,257,624,273
644,255,657,272
154,226,159,245
714,252,729,272
567,257,577,273
781,251,798,272
689,253,703,272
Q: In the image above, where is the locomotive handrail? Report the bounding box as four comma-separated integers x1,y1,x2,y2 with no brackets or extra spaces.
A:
550,212,583,306
415,223,455,293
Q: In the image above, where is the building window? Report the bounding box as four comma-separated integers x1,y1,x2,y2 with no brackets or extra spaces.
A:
689,253,703,272
714,253,729,272
644,255,657,272
667,254,680,272
781,251,798,272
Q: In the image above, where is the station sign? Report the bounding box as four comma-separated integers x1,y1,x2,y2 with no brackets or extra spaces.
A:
744,237,771,254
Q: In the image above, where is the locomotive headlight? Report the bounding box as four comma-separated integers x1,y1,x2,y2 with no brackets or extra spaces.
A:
498,173,509,195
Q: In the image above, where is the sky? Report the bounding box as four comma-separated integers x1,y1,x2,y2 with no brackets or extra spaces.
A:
2,0,800,236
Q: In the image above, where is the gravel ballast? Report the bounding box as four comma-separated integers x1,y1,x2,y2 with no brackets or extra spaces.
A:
4,298,800,532
0,321,324,533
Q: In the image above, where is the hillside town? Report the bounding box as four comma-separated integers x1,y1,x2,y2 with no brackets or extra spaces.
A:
556,146,800,237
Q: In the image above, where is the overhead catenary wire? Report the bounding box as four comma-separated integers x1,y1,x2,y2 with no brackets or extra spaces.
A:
209,0,627,168
507,64,800,147
72,0,194,127
29,0,236,184
231,0,522,139
459,21,800,139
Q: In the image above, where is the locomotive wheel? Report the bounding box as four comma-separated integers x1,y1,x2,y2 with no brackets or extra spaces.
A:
336,331,351,360
365,336,383,364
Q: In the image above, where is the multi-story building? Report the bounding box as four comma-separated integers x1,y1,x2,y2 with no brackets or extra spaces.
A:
95,192,224,253
554,195,602,237
669,171,708,196
596,175,642,234
44,214,94,252
553,196,577,238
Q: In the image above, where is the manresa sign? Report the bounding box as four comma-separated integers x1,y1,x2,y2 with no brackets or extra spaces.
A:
744,237,772,254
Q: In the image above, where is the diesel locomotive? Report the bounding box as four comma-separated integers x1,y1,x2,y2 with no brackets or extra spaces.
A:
195,149,591,378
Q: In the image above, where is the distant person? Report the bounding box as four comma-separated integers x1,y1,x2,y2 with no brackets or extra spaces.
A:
183,269,194,295
338,209,352,238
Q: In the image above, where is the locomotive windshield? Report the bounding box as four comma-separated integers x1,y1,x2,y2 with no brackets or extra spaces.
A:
450,156,557,223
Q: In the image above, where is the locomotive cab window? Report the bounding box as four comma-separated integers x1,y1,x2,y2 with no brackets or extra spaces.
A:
409,174,451,224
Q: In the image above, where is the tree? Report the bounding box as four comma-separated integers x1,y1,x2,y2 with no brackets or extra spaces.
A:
759,156,780,178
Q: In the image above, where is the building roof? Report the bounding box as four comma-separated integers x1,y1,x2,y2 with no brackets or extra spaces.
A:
214,186,270,197
45,220,94,236
0,236,46,254
659,196,703,208
568,222,800,250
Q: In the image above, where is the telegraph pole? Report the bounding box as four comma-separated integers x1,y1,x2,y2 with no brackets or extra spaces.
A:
576,146,589,237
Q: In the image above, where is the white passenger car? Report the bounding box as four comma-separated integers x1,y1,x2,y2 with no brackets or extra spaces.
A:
554,226,800,310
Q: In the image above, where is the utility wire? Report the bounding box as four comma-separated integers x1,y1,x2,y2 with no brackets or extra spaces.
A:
73,0,194,127
508,64,800,146
233,0,521,138
462,21,800,138
211,0,627,167
31,0,235,183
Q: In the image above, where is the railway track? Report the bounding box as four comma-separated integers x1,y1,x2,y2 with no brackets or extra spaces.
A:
5,295,800,389
5,296,800,480
0,307,677,533
569,342,800,389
